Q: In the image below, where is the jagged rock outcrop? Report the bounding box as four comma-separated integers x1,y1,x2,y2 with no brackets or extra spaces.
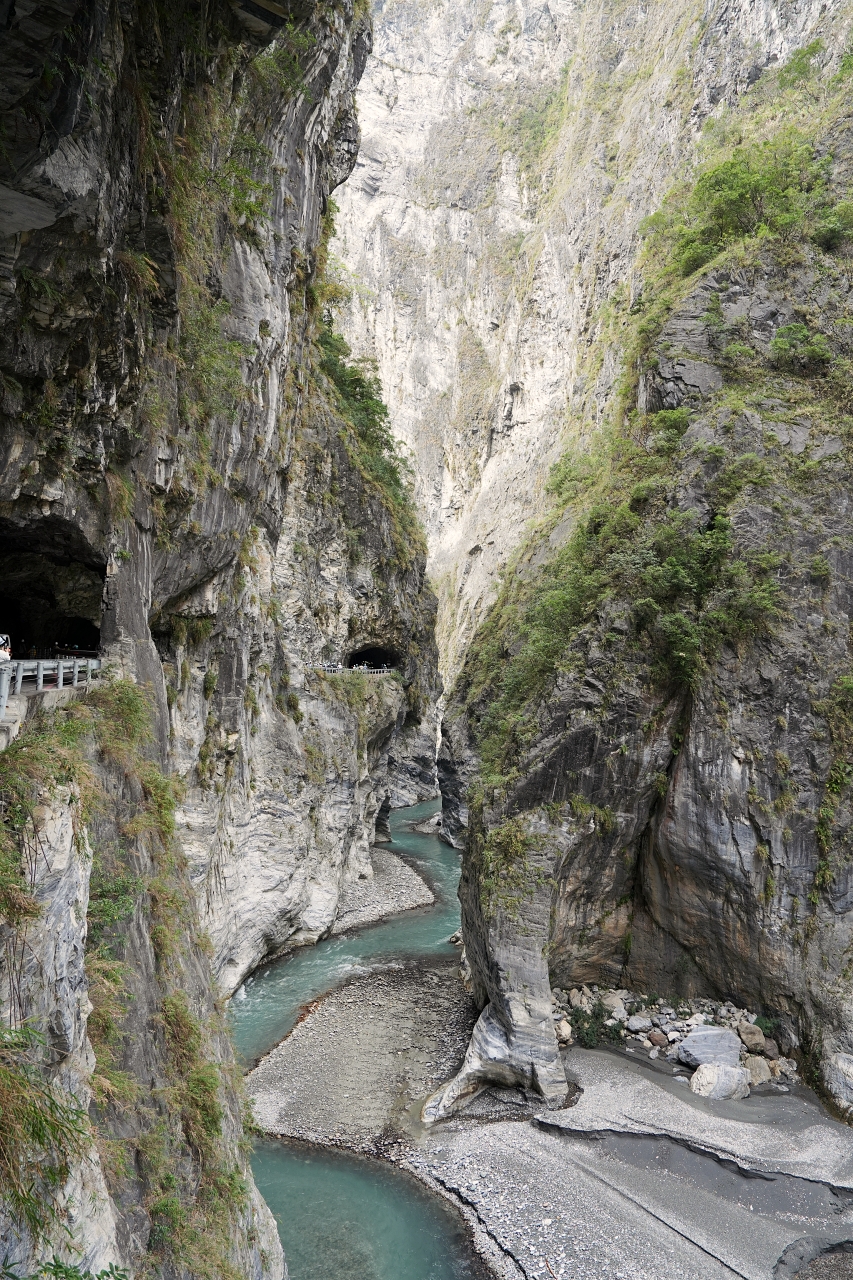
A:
442,238,853,1113
0,0,437,1271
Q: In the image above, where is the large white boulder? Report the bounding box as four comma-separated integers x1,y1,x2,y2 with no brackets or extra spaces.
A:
678,1026,741,1068
689,1063,750,1100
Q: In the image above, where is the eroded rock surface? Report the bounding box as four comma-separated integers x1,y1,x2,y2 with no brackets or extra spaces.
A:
0,0,437,1271
334,0,832,690
441,241,853,1117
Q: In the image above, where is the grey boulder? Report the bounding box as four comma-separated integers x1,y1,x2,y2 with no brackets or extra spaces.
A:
626,1014,653,1033
689,1063,750,1100
678,1026,742,1068
737,1021,766,1054
745,1054,772,1086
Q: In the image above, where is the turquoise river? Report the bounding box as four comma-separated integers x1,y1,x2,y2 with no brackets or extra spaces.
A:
229,799,488,1280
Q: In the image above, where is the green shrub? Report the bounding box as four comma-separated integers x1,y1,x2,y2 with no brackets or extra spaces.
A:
0,1025,89,1240
316,317,424,565
87,864,145,941
778,39,824,88
477,816,547,919
769,323,831,372
661,132,832,275
250,21,316,100
2,1260,127,1280
812,201,853,250
161,994,222,1161
569,1000,623,1048
712,452,771,504
318,322,411,500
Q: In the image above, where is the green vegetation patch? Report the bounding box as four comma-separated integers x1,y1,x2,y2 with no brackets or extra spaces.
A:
474,815,552,919
461,408,780,792
643,127,852,279
569,1000,624,1049
2,1260,127,1280
812,675,853,905
0,1025,89,1242
317,319,424,564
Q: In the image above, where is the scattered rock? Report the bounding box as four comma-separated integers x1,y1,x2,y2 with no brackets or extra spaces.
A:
556,1019,573,1045
772,1056,800,1082
764,1037,780,1060
738,1021,766,1054
679,1026,742,1068
627,1014,653,1033
689,1063,750,1100
648,1030,668,1048
600,992,625,1012
745,1054,772,1086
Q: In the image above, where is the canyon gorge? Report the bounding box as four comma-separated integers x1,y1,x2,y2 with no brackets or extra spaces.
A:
1,0,853,1277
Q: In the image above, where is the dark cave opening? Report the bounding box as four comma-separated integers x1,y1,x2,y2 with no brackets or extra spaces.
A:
346,646,398,671
0,520,105,658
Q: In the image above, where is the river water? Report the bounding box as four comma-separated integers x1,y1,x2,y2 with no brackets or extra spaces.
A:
230,799,486,1280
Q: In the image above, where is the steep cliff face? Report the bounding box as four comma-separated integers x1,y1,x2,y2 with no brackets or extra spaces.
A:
394,1,853,1118
334,0,834,686
0,0,437,1271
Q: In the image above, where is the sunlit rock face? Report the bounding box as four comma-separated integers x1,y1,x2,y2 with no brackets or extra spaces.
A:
334,0,829,685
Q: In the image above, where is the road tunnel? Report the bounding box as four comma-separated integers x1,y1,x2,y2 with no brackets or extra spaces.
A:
345,646,398,671
0,519,105,658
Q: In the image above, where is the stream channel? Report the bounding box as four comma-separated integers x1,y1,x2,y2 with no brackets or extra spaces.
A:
229,799,486,1280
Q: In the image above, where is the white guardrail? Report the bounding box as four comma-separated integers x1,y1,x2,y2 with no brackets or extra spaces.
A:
311,665,396,677
0,657,101,722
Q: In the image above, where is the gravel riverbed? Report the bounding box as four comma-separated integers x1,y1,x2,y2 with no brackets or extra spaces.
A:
248,958,853,1280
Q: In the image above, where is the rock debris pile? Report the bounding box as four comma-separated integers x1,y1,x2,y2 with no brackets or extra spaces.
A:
552,985,800,1100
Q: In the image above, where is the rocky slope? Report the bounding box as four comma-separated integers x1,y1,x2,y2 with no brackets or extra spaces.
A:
0,0,437,1272
333,0,837,686
360,0,853,1119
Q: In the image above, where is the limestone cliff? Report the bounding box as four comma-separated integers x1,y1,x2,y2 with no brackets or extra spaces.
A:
342,0,853,1119
0,0,437,1271
334,0,836,686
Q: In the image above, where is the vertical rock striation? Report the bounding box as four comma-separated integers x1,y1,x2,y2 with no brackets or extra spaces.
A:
0,0,437,1270
334,0,832,687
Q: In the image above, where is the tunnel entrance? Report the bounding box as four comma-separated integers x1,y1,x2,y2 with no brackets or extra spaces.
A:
346,646,398,671
0,521,105,659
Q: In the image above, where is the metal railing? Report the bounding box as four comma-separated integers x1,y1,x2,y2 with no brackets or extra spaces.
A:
0,658,101,722
311,664,397,677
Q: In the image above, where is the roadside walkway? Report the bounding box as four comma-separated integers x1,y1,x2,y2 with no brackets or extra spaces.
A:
0,657,101,749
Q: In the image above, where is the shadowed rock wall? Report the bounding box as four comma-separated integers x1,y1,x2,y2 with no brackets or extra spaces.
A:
0,0,437,1270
